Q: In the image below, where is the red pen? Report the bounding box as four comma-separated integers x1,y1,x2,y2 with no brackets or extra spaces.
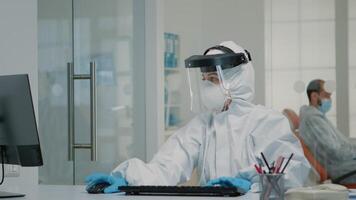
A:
276,157,285,173
273,156,283,173
254,164,262,174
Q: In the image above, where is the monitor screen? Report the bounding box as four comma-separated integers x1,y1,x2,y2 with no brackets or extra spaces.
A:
0,74,43,166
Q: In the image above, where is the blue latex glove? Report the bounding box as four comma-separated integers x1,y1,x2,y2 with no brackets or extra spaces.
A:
205,177,251,193
85,173,128,193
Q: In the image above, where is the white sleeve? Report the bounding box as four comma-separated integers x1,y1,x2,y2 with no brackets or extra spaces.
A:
111,116,205,186
237,113,316,192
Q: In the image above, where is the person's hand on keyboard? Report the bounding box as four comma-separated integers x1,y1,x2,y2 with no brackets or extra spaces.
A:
205,177,251,193
85,173,128,193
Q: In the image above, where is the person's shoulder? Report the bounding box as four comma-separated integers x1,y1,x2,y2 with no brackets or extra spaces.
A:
247,104,287,124
299,105,323,121
247,105,292,137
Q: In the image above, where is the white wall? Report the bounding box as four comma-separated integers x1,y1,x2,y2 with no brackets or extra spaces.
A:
0,0,39,186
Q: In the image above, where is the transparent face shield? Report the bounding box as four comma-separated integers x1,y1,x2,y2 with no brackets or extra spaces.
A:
185,53,250,113
186,67,229,113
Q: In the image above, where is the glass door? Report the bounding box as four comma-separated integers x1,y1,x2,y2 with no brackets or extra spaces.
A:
38,0,146,184
72,0,146,184
38,0,73,184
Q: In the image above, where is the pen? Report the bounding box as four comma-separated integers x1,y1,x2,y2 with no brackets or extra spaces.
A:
280,153,294,173
273,156,283,173
276,157,285,173
254,164,262,174
261,152,271,173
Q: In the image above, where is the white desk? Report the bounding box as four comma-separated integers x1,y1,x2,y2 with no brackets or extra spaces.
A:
1,185,260,200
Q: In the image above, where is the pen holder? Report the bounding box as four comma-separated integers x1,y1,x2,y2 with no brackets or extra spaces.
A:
259,174,285,200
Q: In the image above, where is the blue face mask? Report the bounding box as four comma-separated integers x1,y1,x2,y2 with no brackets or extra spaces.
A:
319,99,332,114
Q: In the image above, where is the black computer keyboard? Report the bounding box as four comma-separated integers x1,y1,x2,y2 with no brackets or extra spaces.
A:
118,186,243,197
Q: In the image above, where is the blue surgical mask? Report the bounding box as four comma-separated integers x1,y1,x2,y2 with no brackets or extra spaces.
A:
319,99,332,114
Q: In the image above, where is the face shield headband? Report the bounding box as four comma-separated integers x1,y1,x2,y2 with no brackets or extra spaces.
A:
186,45,251,71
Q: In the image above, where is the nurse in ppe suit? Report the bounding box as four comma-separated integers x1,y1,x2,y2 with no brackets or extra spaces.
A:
85,41,315,193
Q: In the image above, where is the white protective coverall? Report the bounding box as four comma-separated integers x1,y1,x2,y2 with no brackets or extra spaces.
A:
112,41,315,191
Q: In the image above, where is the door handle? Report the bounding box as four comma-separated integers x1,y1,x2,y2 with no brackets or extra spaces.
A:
67,62,74,161
89,62,97,161
67,62,97,161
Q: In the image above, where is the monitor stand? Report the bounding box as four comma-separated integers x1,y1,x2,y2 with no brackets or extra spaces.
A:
0,148,24,198
0,191,25,198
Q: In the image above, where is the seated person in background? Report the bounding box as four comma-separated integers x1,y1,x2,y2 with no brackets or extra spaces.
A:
299,79,356,184
86,41,314,193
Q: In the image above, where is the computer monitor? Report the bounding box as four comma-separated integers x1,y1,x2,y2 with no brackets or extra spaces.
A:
0,74,43,198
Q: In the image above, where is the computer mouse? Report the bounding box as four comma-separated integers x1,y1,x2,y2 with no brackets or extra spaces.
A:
86,182,111,194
